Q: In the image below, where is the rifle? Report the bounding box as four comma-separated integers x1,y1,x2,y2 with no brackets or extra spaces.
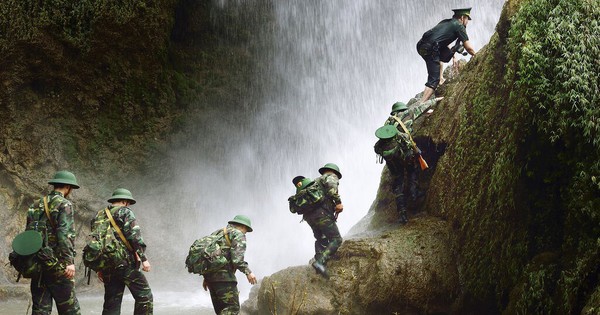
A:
392,116,429,171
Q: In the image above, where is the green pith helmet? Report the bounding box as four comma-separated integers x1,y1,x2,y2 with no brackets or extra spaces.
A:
452,7,472,20
318,163,342,179
229,215,253,232
391,102,408,115
48,170,80,189
296,177,315,193
12,230,43,256
375,125,399,139
107,188,137,205
292,176,305,186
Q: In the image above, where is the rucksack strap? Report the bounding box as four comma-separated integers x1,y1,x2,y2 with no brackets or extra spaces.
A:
105,208,134,252
391,116,416,146
392,116,429,170
43,196,57,229
223,228,231,247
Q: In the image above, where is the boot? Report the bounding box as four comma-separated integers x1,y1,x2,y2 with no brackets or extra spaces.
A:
312,260,330,279
398,209,408,225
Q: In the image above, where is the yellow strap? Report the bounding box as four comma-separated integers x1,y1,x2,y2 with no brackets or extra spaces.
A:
391,116,418,150
105,208,134,252
43,196,57,229
223,227,231,247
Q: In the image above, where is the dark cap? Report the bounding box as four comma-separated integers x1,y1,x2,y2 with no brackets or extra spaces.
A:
452,7,472,20
292,176,305,186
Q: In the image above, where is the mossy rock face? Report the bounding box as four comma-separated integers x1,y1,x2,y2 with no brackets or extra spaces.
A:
243,217,457,315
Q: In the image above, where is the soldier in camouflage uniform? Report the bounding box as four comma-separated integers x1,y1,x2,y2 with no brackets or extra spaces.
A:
305,163,344,279
375,98,441,224
96,188,153,315
28,170,81,315
202,215,257,315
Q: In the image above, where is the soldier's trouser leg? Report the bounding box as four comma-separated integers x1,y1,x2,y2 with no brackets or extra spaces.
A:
320,220,342,264
392,169,407,210
306,211,342,265
31,268,81,315
406,163,418,202
310,228,328,261
103,270,126,315
208,281,239,315
103,267,153,315
392,168,408,223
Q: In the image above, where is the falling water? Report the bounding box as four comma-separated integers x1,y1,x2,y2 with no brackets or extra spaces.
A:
6,1,501,313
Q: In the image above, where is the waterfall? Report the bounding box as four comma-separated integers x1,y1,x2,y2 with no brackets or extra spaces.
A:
138,0,505,307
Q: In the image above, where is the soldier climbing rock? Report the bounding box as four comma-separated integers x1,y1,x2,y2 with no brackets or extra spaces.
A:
302,163,344,279
375,99,441,224
416,7,476,104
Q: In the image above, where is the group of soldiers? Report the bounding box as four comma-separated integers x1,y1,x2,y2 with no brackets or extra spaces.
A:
11,170,256,315
289,7,477,285
372,7,476,223
11,171,153,315
9,7,477,315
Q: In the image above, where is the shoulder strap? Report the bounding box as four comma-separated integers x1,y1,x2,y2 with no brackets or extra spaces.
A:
391,116,417,148
105,207,134,252
223,227,232,247
43,196,57,229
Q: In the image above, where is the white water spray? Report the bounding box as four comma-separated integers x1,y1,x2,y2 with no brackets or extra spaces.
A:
138,0,505,308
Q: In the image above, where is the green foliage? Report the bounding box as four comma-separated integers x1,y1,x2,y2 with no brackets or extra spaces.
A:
464,0,600,312
0,0,174,50
429,0,600,312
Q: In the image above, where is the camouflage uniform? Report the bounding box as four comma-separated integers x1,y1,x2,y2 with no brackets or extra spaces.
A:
380,98,439,222
203,224,252,315
303,173,343,265
27,191,81,315
99,205,153,315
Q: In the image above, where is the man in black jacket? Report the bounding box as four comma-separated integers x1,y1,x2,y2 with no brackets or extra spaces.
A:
416,8,477,104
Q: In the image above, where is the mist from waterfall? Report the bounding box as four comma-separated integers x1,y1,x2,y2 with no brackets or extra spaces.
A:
135,0,506,308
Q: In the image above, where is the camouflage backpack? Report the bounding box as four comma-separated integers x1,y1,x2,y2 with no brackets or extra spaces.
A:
185,228,232,275
374,126,415,168
8,196,60,280
288,179,326,215
82,207,131,272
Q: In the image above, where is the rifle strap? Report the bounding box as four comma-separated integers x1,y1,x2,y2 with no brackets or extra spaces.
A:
105,208,134,252
223,228,231,247
391,116,417,148
43,196,57,229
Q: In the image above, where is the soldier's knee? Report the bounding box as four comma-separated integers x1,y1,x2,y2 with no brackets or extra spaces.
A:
332,236,343,248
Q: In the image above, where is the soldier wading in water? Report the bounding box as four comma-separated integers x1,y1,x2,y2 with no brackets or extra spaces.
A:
26,171,82,315
203,215,257,314
95,188,153,315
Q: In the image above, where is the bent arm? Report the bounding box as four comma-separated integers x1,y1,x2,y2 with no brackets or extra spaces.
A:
56,202,76,265
463,40,476,56
230,230,252,275
119,208,148,261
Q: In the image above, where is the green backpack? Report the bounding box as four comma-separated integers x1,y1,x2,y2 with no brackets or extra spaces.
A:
374,132,415,166
82,207,131,272
185,228,232,275
8,196,59,280
288,181,326,215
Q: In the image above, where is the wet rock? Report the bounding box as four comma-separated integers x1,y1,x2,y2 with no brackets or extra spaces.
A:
242,216,458,315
